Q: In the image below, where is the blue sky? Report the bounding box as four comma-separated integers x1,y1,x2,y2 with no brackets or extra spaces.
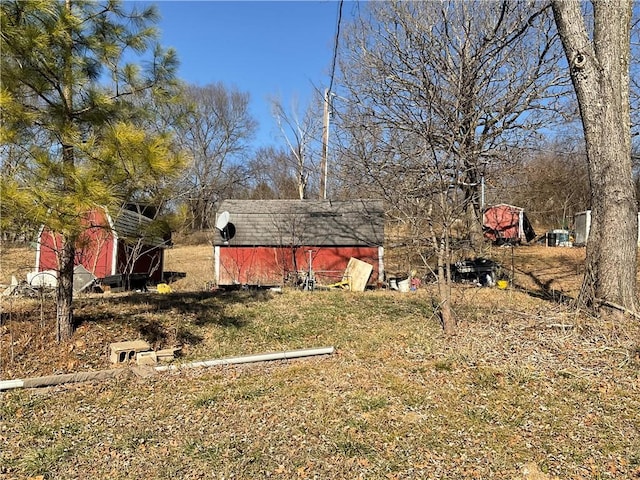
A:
149,1,348,147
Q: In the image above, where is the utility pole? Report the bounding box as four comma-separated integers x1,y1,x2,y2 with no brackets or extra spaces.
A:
319,88,330,200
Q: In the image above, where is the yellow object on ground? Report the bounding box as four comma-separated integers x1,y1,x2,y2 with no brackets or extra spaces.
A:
496,280,509,290
157,283,172,294
328,279,350,290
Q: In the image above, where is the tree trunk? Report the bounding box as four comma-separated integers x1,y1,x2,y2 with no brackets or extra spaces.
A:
552,0,637,312
56,0,76,341
426,197,457,334
436,232,457,335
465,199,484,254
438,280,456,335
56,237,75,341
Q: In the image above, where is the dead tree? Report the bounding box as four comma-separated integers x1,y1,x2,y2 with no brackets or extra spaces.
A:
271,96,322,200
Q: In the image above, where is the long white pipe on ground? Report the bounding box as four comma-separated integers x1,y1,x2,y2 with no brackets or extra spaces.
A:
154,346,335,372
0,346,335,391
0,368,129,391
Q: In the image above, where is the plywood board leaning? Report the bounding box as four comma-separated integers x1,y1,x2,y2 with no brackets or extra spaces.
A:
343,257,373,292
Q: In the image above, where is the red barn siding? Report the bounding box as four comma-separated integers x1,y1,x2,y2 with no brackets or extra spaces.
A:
76,228,115,278
116,241,163,283
37,208,164,282
38,209,116,278
217,246,380,286
37,230,61,271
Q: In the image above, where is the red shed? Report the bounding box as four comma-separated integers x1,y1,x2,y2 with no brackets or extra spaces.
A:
36,206,170,285
483,203,535,245
214,199,385,288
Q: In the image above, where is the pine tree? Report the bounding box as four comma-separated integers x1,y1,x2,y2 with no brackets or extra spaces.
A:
1,0,184,340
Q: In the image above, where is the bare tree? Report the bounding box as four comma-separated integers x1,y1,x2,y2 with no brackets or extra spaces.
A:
175,83,257,230
246,147,302,199
335,1,567,333
336,1,567,252
270,95,322,200
552,0,637,313
495,140,590,229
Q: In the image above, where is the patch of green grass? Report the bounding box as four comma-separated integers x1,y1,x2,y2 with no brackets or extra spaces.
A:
568,378,593,393
113,429,157,452
184,440,223,463
194,394,221,407
434,358,455,371
358,394,389,412
344,417,371,433
469,367,503,389
499,396,535,427
233,385,274,401
333,436,375,458
19,442,72,478
463,405,498,425
0,395,21,420
194,385,225,407
505,365,536,386
21,421,57,439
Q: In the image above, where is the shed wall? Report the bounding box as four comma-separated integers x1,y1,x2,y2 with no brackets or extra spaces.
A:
215,246,381,287
37,210,116,278
574,210,640,247
574,211,591,246
36,208,165,282
116,241,164,283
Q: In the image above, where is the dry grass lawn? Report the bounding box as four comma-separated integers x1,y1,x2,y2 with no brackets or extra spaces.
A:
1,242,639,479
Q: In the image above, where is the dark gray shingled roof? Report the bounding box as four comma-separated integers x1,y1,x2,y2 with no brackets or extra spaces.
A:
214,199,384,247
111,209,168,248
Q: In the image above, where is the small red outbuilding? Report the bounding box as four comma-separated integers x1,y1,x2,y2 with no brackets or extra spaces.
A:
213,199,385,288
36,206,170,285
483,203,536,245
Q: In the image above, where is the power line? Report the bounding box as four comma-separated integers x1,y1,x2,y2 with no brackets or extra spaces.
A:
320,0,344,200
328,0,343,96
